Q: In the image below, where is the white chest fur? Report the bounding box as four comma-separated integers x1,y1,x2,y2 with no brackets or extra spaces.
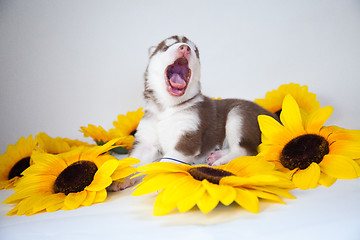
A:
130,96,203,165
156,106,200,156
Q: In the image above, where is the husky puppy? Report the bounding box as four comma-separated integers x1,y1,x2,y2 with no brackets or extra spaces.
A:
108,35,277,191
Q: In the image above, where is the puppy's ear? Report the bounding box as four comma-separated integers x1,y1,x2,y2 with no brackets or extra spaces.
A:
148,46,156,56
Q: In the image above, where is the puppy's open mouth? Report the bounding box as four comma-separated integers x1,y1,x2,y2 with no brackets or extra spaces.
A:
165,57,191,96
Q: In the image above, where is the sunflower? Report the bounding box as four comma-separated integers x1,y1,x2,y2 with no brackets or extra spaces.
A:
132,157,295,215
258,95,360,190
0,135,38,189
3,139,140,216
80,108,144,154
111,108,144,136
255,83,320,117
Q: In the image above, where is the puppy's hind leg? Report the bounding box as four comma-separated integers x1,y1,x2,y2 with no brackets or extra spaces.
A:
209,108,249,166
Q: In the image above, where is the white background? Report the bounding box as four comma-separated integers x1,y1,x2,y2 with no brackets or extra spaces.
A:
0,1,359,239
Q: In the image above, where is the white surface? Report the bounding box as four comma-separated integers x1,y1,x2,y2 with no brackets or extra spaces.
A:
0,1,360,239
1,179,360,240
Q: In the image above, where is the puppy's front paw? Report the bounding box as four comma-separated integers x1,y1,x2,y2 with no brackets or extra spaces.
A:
106,177,134,192
206,149,229,166
206,152,219,166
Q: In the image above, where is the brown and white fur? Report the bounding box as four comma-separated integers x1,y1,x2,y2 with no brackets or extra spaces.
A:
108,35,277,191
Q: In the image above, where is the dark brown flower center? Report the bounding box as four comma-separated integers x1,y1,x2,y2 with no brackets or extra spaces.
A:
280,134,329,170
188,166,234,184
54,161,98,195
8,156,31,180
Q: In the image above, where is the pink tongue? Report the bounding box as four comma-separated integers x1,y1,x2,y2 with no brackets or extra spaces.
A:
169,74,186,89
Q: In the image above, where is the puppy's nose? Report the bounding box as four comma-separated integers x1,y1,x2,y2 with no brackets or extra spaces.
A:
178,44,191,55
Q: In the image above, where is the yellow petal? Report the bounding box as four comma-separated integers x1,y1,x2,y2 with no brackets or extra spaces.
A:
117,157,141,167
93,154,117,167
197,192,219,214
258,115,292,146
15,197,35,216
132,173,186,196
224,156,274,176
321,126,360,142
40,194,65,212
3,176,55,204
46,197,65,213
220,176,254,186
97,159,120,176
320,154,360,179
111,167,137,181
93,189,107,203
329,141,360,159
354,158,360,166
234,188,259,213
304,106,333,133
6,206,19,216
251,190,285,204
252,186,296,199
14,174,55,189
221,174,283,187
64,191,87,210
81,138,120,159
23,195,48,215
292,163,320,190
59,148,83,166
153,190,177,216
82,191,97,206
85,174,112,192
161,176,199,204
318,172,337,187
35,132,71,154
23,195,47,213
177,184,206,213
85,160,119,191
30,153,67,176
202,180,236,206
240,158,275,175
280,95,305,136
